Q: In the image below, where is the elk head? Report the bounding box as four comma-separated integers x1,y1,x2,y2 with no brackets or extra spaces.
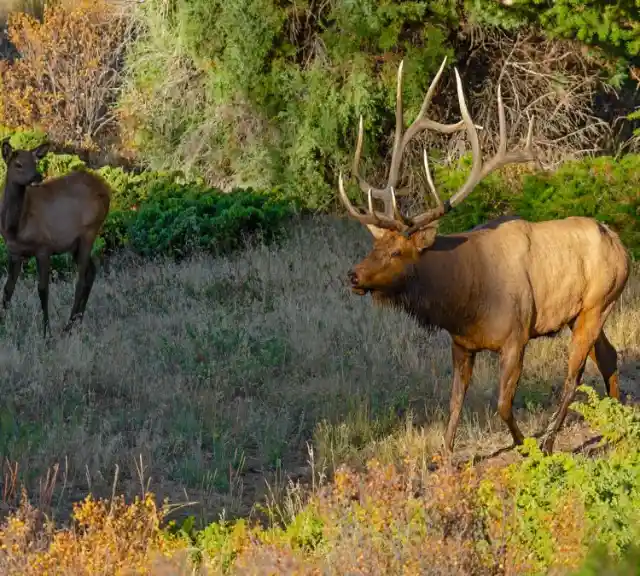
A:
339,57,536,297
1,138,50,186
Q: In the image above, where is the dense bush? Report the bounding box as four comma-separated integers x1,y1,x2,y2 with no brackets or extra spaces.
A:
469,0,640,66
479,385,640,574
119,0,637,209
0,0,133,153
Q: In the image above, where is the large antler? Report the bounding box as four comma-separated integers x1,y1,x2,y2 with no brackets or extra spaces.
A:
338,57,537,235
339,57,468,231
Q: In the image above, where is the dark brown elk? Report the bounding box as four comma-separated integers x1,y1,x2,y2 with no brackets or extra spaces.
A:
0,139,112,337
338,58,630,456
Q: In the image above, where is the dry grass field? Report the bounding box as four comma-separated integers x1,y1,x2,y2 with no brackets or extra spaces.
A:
0,215,638,528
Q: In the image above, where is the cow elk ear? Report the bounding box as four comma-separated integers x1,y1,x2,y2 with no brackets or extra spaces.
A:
366,224,387,240
1,138,12,163
32,142,50,161
412,222,439,253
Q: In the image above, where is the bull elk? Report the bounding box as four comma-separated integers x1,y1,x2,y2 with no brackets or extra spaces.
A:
0,139,112,337
338,58,630,456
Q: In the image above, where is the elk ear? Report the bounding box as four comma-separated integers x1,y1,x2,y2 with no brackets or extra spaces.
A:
365,224,387,240
412,222,439,253
1,138,12,163
32,142,50,161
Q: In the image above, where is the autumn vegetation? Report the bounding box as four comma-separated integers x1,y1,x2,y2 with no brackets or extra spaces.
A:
0,0,639,574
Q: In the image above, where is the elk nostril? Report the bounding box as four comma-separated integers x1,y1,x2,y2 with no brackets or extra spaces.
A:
348,269,358,284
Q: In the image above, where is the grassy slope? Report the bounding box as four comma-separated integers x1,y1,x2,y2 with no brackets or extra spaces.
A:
0,215,638,529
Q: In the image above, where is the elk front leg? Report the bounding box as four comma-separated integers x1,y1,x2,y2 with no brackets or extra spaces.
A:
35,254,50,338
588,330,620,400
540,307,606,455
443,342,475,454
497,340,526,447
2,253,23,312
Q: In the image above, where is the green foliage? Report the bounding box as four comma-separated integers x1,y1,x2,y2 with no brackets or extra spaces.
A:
575,543,640,575
434,153,640,259
467,0,640,70
0,125,47,150
120,0,458,206
121,0,637,205
479,385,640,574
124,183,294,259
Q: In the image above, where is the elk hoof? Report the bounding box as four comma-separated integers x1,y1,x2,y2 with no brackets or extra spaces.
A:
62,318,81,336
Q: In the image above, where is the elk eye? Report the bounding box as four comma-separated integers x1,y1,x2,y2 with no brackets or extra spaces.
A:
14,161,22,168
390,250,401,258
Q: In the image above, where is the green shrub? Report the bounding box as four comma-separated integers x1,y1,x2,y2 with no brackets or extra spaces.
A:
120,0,637,209
574,543,640,576
467,0,640,73
118,0,459,205
433,153,640,259
124,183,295,259
479,385,640,574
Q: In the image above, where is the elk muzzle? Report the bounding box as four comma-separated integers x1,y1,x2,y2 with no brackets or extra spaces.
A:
30,172,44,185
347,268,368,295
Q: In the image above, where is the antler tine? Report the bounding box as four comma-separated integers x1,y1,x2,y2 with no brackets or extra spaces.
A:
423,148,443,209
351,113,400,219
475,84,537,181
350,59,414,222
388,57,474,190
438,67,483,210
351,116,367,190
386,59,405,192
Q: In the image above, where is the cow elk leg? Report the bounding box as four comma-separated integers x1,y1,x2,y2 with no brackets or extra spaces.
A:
588,330,620,400
63,239,94,334
497,340,526,447
2,254,23,313
540,307,609,455
35,254,51,338
77,258,97,319
444,343,475,455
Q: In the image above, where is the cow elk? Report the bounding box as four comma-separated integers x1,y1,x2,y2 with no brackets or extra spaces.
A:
0,139,112,337
338,57,630,456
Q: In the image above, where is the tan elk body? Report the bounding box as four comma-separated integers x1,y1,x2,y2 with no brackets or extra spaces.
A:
0,139,111,336
339,58,630,455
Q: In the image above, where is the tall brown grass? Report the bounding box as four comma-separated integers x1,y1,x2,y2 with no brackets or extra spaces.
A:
0,216,637,529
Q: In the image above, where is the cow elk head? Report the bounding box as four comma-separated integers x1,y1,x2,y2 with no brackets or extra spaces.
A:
339,57,537,295
1,139,49,186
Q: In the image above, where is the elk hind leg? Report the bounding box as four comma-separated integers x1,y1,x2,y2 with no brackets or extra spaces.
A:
540,307,606,455
77,258,97,318
63,239,93,333
497,340,526,447
35,254,51,338
588,330,620,400
443,342,476,455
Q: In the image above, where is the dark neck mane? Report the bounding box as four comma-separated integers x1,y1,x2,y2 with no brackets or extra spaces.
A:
1,179,27,237
370,234,479,335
